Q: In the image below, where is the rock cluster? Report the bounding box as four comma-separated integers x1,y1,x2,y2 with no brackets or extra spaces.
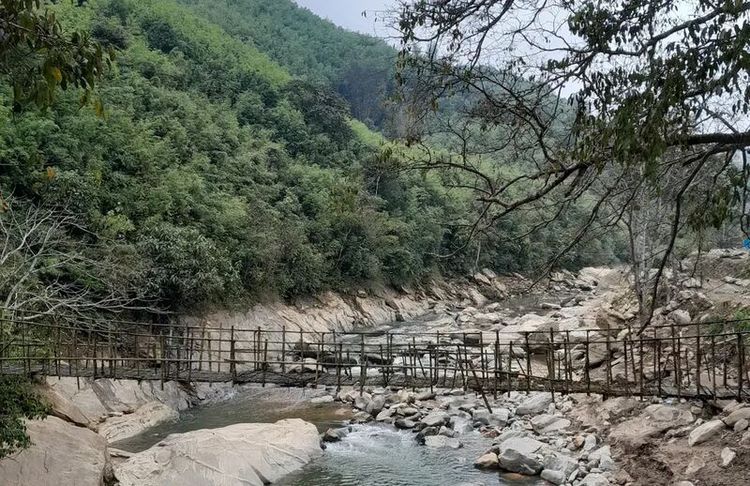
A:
322,386,621,485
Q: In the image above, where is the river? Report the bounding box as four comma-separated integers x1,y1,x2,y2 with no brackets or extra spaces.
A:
111,295,561,485
113,385,541,486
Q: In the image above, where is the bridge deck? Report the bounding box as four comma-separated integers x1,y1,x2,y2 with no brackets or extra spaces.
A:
2,310,750,401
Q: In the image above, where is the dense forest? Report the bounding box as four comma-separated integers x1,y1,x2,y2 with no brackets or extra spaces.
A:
0,0,623,315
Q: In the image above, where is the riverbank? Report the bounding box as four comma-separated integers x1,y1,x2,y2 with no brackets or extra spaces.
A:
2,261,750,485
0,274,507,486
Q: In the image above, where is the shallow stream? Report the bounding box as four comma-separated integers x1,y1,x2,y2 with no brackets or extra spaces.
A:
114,386,540,486
112,294,562,485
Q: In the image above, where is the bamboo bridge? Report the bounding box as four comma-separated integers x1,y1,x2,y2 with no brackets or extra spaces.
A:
1,308,749,402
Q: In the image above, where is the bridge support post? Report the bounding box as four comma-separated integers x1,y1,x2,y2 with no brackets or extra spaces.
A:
359,334,367,396
584,330,591,395
230,326,236,384
281,326,286,374
738,333,744,400
548,329,555,402
524,333,531,394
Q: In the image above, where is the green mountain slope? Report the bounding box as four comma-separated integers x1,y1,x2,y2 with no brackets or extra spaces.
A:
175,0,397,129
1,0,460,311
0,0,621,315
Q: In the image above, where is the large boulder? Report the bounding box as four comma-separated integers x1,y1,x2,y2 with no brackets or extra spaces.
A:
42,385,91,427
421,411,450,428
609,404,693,449
45,377,191,424
0,416,108,486
688,420,724,446
98,402,179,442
531,414,571,434
115,419,321,486
472,408,509,427
517,313,558,335
496,437,545,475
516,393,553,415
669,309,691,325
423,435,462,449
474,452,500,469
45,377,108,423
723,407,750,427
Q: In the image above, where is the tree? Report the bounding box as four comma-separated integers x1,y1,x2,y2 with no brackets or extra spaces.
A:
396,0,750,327
0,198,156,320
0,376,48,459
0,0,112,110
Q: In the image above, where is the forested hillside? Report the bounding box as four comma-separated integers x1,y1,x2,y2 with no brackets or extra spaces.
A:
176,0,397,130
0,0,622,314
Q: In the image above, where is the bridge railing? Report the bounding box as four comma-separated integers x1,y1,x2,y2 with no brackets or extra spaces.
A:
1,307,749,401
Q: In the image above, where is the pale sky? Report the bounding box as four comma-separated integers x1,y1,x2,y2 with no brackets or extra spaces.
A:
293,0,396,38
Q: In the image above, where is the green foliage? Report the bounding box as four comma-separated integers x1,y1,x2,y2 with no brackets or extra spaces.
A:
0,0,622,316
0,0,113,110
732,308,750,334
175,0,397,129
0,0,469,310
0,376,49,459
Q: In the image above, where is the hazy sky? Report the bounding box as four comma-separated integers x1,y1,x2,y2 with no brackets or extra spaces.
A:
293,0,396,38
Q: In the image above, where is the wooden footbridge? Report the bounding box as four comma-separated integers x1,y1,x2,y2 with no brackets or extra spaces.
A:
1,308,749,401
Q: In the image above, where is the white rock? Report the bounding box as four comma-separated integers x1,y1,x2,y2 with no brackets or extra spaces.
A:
720,447,736,467
723,407,750,427
542,451,578,476
516,392,553,415
422,411,450,427
688,419,724,446
98,402,178,442
115,419,321,486
450,415,474,434
310,395,334,404
734,418,749,432
366,395,386,415
375,408,394,422
685,456,705,475
472,408,509,427
669,309,691,325
540,469,566,485
43,386,91,427
531,414,571,434
583,433,598,451
424,435,462,449
579,472,610,486
0,416,108,486
496,437,545,475
474,452,499,469
589,445,615,471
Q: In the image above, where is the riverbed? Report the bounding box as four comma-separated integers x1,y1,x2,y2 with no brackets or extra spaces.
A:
112,293,568,485
113,385,541,486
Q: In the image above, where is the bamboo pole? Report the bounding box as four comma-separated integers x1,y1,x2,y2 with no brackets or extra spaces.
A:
585,330,591,395
230,326,237,384
281,326,286,374
262,338,268,388
548,329,555,401
737,333,744,400
359,334,367,396
524,333,531,394
507,342,512,397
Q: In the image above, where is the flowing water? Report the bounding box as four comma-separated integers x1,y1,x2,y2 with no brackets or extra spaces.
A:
112,387,351,452
112,295,560,485
114,385,541,486
276,425,541,486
